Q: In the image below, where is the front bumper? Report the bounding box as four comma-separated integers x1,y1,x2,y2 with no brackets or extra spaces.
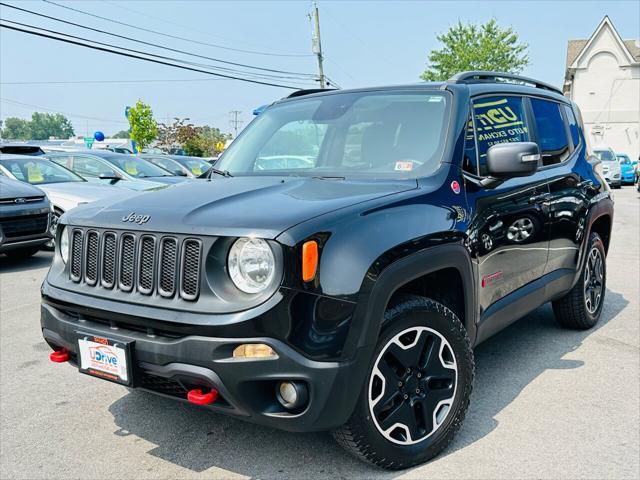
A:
41,301,370,432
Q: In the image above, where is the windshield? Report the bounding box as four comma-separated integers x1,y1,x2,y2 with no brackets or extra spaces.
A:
0,158,85,184
143,155,187,176
171,156,211,176
216,91,450,178
101,154,172,178
616,155,631,164
593,150,616,162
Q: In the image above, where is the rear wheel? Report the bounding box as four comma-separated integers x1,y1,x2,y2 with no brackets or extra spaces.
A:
552,232,606,329
333,295,474,470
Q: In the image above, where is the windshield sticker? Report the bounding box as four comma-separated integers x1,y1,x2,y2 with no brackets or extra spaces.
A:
27,164,44,183
124,161,138,176
394,161,414,171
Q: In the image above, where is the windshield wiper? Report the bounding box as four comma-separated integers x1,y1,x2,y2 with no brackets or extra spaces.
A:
206,167,233,180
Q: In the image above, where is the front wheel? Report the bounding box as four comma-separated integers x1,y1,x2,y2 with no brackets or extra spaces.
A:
552,232,606,329
333,295,474,470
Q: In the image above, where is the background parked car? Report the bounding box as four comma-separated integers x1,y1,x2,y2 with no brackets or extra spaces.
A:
593,147,621,189
0,154,128,247
46,151,177,191
0,176,51,258
141,154,212,178
616,153,637,184
0,143,45,156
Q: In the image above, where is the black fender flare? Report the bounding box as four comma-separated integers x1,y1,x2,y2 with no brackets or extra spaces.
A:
344,243,477,357
571,195,614,288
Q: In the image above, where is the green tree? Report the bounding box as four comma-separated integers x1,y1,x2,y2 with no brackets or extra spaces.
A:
112,129,130,139
1,117,31,140
28,112,75,140
127,100,158,150
420,19,529,81
0,113,74,140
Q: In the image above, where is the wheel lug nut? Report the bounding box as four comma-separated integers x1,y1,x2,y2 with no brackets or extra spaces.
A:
403,394,409,400
415,388,420,394
417,373,422,378
398,381,403,387
406,367,411,373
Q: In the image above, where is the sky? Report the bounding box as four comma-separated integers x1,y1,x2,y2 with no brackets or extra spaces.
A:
1,0,638,137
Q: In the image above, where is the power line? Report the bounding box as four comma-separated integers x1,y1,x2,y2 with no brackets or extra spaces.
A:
0,17,316,85
1,78,231,85
0,22,306,89
0,98,128,124
0,3,318,80
101,0,312,58
42,0,314,58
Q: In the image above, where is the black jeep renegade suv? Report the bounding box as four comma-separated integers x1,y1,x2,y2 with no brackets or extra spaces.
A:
42,72,613,469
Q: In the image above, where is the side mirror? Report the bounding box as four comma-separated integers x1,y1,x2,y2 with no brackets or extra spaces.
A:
486,142,540,178
98,172,122,183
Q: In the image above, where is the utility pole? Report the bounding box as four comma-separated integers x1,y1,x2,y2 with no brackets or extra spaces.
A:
229,110,243,138
311,2,326,89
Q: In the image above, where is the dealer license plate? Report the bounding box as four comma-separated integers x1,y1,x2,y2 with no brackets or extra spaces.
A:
77,334,133,386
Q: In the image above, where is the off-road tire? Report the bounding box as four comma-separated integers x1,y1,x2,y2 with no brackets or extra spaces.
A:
333,295,474,470
552,232,606,329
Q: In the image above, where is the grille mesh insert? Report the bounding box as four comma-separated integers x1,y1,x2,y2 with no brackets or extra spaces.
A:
85,231,99,285
67,230,202,302
180,240,201,300
101,233,116,288
159,238,178,297
138,236,156,294
70,230,83,280
119,234,135,291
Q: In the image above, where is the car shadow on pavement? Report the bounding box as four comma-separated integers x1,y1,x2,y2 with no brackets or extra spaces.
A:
0,251,53,274
108,289,628,478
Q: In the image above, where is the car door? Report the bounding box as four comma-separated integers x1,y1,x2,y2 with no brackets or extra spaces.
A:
533,100,592,274
464,95,550,318
70,154,119,184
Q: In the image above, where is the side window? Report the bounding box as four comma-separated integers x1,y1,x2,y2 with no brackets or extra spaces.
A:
564,105,580,148
530,98,570,166
72,156,114,178
48,155,72,169
472,96,529,176
462,115,478,175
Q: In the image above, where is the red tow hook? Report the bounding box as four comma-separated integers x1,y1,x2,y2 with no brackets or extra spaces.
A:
49,348,69,363
187,388,218,405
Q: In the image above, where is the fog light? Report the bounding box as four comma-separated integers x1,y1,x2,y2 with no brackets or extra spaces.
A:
232,343,277,358
276,381,308,410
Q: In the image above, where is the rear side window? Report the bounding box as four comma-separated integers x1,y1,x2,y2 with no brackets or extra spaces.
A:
564,105,580,148
472,96,529,176
530,98,570,166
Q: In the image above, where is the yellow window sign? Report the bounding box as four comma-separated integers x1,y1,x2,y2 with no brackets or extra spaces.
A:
124,161,138,176
27,164,44,183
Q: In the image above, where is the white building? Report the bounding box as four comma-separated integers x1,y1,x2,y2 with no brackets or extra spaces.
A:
563,16,640,160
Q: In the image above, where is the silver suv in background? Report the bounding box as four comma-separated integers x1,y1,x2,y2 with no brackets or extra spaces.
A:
593,147,621,189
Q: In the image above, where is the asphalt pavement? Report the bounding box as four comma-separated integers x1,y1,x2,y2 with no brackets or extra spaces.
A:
1,187,638,480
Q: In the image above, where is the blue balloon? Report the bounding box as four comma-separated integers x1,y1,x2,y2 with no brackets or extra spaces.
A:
94,131,105,142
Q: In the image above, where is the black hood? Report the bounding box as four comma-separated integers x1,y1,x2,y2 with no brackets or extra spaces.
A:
0,177,46,200
64,176,417,239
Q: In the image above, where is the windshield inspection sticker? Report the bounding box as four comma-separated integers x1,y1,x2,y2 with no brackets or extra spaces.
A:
395,161,414,171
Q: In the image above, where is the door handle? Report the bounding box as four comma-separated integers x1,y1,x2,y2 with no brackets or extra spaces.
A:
528,193,551,204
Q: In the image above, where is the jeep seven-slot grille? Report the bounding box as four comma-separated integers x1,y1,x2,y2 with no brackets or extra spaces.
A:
69,229,202,301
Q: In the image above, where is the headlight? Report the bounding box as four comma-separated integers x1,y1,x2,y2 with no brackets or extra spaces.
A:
60,226,69,264
228,238,275,293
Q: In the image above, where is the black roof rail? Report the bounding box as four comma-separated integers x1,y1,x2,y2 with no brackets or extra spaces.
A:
448,71,563,95
285,88,337,99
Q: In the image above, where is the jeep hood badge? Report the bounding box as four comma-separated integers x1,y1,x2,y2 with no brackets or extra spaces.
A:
122,212,150,224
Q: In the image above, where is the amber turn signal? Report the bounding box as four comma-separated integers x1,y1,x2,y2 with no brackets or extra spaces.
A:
302,240,318,282
233,344,277,358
